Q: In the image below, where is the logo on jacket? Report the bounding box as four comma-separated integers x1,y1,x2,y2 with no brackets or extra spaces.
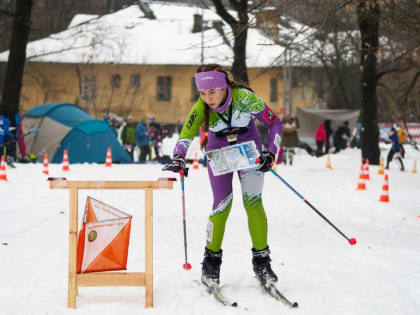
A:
262,107,277,124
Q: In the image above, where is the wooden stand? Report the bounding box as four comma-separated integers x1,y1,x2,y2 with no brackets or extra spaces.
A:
49,180,174,309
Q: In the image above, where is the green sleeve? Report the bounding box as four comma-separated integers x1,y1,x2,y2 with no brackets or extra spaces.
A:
178,99,205,140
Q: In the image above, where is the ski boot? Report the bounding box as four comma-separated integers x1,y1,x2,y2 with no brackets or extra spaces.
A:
252,246,278,286
201,247,222,288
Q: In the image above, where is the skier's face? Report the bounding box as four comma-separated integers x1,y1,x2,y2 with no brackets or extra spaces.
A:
199,89,227,109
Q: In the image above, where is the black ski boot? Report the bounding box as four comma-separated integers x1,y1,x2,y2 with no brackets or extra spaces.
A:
252,246,278,286
201,247,222,288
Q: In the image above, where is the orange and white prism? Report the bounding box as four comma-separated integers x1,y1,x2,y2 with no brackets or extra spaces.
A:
62,149,70,171
105,147,112,167
42,153,49,175
0,156,7,181
77,197,132,274
379,174,390,202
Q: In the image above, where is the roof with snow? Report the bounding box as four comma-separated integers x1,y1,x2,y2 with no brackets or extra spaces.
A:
0,1,319,67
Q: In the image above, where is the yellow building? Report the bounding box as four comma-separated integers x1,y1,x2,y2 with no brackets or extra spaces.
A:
1,2,319,123
19,62,316,123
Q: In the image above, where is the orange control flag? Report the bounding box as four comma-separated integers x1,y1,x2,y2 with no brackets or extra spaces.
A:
77,197,132,273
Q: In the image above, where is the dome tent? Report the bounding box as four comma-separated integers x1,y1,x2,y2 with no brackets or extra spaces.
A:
19,103,131,163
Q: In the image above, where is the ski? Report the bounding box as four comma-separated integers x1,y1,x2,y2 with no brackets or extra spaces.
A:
195,280,238,307
207,284,238,307
263,282,298,308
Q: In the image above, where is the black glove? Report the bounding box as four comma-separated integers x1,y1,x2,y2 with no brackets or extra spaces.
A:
162,155,189,177
257,151,275,172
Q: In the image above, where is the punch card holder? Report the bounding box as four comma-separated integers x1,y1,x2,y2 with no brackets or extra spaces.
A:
206,140,259,176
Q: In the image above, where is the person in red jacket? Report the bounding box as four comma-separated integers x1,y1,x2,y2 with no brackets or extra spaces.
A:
314,120,328,156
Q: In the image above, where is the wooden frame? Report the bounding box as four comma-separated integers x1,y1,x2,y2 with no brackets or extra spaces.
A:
49,179,173,309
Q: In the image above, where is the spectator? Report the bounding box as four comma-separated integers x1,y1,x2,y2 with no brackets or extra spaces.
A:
279,115,300,165
350,122,361,148
104,112,124,137
397,122,406,158
314,121,327,156
0,114,15,158
324,119,333,154
136,118,150,163
333,121,351,153
385,127,405,171
121,115,137,161
148,116,163,159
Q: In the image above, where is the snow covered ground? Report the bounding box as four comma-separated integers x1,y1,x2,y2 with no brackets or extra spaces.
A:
1,140,420,315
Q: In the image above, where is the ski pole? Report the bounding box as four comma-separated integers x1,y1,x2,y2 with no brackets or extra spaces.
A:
180,169,192,270
269,168,356,246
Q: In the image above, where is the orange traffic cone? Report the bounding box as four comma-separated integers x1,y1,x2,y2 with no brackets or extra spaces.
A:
42,153,49,175
0,156,7,181
326,153,333,169
356,164,366,190
62,149,70,171
364,158,370,180
105,148,112,167
378,157,384,175
412,160,417,174
192,152,199,170
379,174,390,202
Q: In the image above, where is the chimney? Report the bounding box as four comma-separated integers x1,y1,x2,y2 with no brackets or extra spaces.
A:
192,14,203,33
256,8,280,38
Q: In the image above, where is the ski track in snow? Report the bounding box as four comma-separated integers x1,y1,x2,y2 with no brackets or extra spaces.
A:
1,143,420,315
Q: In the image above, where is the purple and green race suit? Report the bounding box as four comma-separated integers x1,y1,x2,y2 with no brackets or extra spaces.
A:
173,87,282,252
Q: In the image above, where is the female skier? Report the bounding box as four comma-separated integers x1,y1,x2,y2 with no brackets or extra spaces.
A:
164,64,282,289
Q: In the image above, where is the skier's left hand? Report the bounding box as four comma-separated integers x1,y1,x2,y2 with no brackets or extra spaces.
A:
257,151,275,172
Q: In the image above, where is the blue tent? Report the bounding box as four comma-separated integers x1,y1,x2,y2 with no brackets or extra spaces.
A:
19,103,131,163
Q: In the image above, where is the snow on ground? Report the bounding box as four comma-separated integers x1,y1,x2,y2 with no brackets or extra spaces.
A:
1,143,420,315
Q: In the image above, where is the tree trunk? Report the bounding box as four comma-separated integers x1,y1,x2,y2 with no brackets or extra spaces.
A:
212,0,249,84
0,0,33,125
231,21,249,84
357,2,380,165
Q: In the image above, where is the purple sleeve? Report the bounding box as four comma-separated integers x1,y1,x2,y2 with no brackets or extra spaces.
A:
172,139,191,159
255,104,283,155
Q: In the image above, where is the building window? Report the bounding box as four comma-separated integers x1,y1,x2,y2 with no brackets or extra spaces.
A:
81,75,97,101
191,77,199,101
157,76,172,101
130,74,141,88
270,78,278,102
111,74,121,88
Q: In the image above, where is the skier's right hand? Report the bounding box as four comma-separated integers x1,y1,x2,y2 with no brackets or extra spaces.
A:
162,155,189,177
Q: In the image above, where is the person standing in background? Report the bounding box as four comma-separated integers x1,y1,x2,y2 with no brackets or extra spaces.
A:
314,121,327,157
396,122,406,158
333,121,351,153
0,114,15,158
148,116,163,160
136,118,150,163
324,119,333,154
280,115,300,165
386,127,405,171
121,115,137,161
